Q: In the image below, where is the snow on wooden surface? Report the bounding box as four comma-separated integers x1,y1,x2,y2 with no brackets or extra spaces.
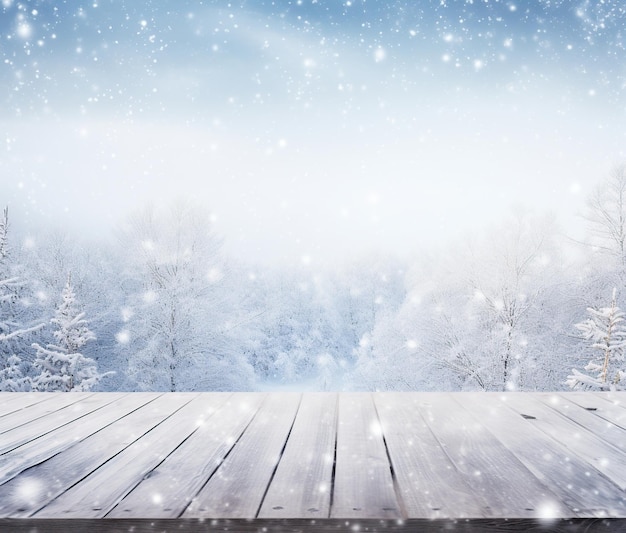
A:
257,392,336,519
0,391,625,526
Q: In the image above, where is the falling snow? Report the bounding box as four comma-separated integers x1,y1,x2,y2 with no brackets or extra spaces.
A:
0,0,625,399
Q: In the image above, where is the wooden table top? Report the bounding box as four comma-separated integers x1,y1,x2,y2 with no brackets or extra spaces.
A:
0,391,625,532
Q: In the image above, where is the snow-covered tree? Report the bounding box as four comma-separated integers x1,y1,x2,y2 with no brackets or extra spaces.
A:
567,288,626,391
0,207,44,391
0,354,30,391
463,211,565,391
32,274,107,391
379,211,563,392
118,202,254,391
583,164,626,273
0,207,7,262
17,228,127,390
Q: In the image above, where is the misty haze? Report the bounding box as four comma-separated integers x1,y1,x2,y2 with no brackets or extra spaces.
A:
1,0,626,392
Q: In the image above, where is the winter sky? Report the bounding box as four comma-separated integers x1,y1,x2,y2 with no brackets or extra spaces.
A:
1,0,625,265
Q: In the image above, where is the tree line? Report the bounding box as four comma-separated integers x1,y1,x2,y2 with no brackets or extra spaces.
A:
2,166,626,392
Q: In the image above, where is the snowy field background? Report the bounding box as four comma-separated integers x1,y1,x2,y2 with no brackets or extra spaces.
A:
1,0,626,392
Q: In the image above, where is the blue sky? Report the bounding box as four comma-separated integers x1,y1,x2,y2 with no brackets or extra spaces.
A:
1,0,625,264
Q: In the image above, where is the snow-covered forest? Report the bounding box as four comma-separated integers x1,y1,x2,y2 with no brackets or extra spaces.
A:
2,166,626,393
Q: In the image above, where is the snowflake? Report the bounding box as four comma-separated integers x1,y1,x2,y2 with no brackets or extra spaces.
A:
16,478,43,504
115,330,130,344
537,502,558,520
207,267,223,283
16,22,32,40
143,290,157,303
373,47,386,62
369,420,383,437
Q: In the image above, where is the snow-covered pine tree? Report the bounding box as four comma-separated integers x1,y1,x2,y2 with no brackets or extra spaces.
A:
33,273,108,391
0,206,43,391
0,355,29,391
567,288,626,391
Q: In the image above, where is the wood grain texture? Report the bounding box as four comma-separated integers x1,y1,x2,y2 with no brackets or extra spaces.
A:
0,394,122,456
33,393,230,518
0,392,94,436
107,392,264,518
0,393,188,517
416,393,570,518
182,393,301,519
455,393,626,517
331,393,400,519
258,392,337,519
0,391,625,523
0,393,50,417
374,392,489,518
502,393,626,491
557,392,626,430
0,393,148,486
588,392,626,410
536,393,626,453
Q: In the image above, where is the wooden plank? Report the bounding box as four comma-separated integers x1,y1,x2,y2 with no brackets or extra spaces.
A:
182,393,300,519
331,393,400,519
0,391,625,522
456,393,626,517
416,393,570,518
0,393,191,517
0,393,113,454
258,393,337,519
108,393,265,518
34,393,230,518
0,393,94,436
559,392,626,429
374,392,488,518
589,392,626,410
537,393,626,453
0,393,153,486
0,394,50,417
503,393,626,491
